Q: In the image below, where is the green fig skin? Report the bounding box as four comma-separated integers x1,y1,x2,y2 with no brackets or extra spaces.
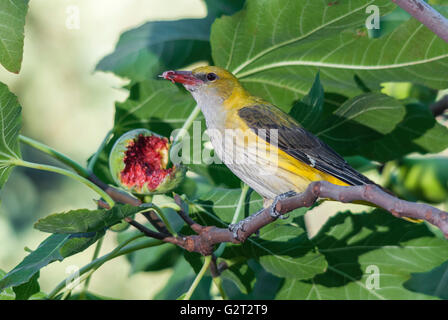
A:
109,129,186,195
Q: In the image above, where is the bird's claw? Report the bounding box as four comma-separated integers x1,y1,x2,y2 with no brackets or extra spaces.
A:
229,221,246,240
270,191,297,219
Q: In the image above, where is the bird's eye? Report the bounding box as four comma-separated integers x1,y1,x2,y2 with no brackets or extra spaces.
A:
206,73,217,81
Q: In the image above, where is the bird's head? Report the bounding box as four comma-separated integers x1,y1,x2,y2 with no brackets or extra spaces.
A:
161,66,245,105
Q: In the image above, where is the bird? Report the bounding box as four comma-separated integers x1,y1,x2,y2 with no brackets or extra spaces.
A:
161,66,404,237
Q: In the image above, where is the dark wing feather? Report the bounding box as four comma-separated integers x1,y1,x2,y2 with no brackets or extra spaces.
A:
238,104,375,186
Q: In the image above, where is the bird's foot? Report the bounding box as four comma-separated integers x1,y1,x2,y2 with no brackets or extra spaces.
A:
228,207,265,240
270,191,297,219
228,220,247,240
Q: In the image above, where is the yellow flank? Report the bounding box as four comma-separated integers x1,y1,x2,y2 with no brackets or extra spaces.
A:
275,146,350,188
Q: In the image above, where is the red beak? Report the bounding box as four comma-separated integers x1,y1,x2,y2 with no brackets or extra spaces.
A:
161,70,203,86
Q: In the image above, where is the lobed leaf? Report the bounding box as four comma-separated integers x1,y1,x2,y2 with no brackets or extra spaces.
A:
290,73,448,161
276,210,448,299
0,232,103,291
0,270,15,300
0,0,28,73
212,0,448,110
96,0,245,81
354,103,448,162
12,272,39,300
34,204,144,234
404,260,448,300
0,82,22,189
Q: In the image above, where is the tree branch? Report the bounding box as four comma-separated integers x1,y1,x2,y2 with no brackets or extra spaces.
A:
430,95,448,117
89,174,171,235
93,175,448,256
391,0,448,43
123,182,448,256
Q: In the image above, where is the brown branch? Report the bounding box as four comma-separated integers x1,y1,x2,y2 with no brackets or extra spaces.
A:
96,199,171,239
164,181,448,256
209,255,229,277
430,95,448,117
93,175,448,256
391,0,448,43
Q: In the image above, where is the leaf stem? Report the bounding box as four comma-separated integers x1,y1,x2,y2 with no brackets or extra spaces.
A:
141,203,177,236
87,130,113,172
19,135,89,177
214,183,249,257
183,255,212,300
172,104,201,143
212,276,228,300
13,159,115,208
80,236,104,298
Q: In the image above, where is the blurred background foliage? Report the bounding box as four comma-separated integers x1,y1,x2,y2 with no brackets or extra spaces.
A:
0,0,447,300
0,0,207,300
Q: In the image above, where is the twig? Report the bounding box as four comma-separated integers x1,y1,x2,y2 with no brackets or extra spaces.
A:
430,95,448,117
391,0,448,43
89,174,171,235
141,210,171,235
96,198,171,240
124,218,170,240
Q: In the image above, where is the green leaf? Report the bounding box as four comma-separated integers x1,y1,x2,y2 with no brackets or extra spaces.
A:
314,93,405,154
187,163,242,189
0,0,28,73
212,0,448,109
58,230,105,257
276,210,448,299
243,222,327,279
0,82,22,189
68,291,117,300
205,0,246,18
386,157,448,204
404,260,448,300
96,0,245,81
223,260,282,299
13,272,39,300
189,187,263,225
118,228,181,274
0,270,15,300
290,74,447,161
34,204,144,234
97,19,211,82
130,245,181,274
220,262,256,295
289,72,324,130
28,291,47,300
0,232,103,291
114,80,198,135
355,103,448,162
369,6,410,38
290,79,405,155
154,258,212,300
